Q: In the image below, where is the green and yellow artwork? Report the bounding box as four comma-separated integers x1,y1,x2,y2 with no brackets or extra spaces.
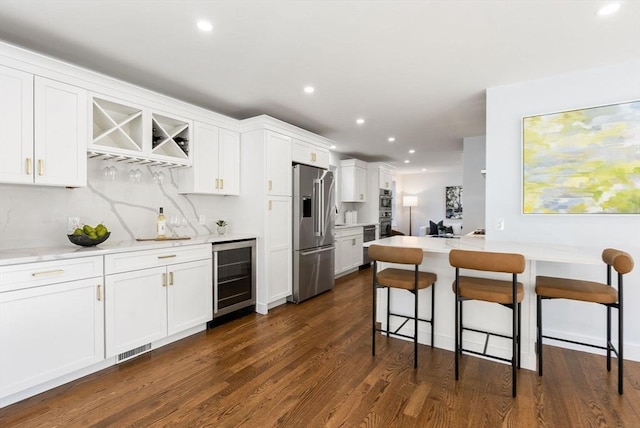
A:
523,101,640,214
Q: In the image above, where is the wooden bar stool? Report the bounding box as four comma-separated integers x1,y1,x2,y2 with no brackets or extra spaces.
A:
369,244,436,368
449,249,525,397
536,248,634,394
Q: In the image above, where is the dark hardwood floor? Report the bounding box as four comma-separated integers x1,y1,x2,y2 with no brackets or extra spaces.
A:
1,267,639,427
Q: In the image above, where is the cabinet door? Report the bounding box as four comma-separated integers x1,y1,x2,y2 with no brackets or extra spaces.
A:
0,278,104,397
265,131,291,196
356,166,367,201
352,235,364,268
178,121,219,194
167,259,213,335
266,196,292,302
0,66,33,185
34,77,87,187
379,168,392,190
341,165,366,202
218,128,240,195
105,267,167,358
336,237,350,274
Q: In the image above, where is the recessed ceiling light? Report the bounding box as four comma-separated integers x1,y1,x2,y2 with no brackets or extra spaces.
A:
388,137,396,142
304,86,315,94
422,168,427,172
330,145,336,149
404,160,410,164
356,118,365,125
597,2,621,16
197,20,213,32
409,149,415,154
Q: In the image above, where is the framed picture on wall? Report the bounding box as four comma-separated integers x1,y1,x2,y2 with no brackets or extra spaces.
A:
446,186,462,219
522,100,640,214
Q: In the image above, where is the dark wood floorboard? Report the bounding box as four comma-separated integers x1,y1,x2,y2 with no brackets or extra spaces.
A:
1,267,639,427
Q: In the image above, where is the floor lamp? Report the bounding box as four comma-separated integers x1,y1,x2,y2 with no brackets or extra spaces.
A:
402,196,418,236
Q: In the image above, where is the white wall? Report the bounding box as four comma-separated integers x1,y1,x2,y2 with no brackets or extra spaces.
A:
395,166,463,236
486,60,640,360
462,136,486,233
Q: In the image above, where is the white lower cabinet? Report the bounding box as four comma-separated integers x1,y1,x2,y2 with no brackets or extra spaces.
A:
104,245,212,358
335,227,364,275
0,257,104,399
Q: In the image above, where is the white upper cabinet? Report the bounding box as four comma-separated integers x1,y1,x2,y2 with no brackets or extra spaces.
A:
265,130,292,196
379,166,393,190
340,159,367,202
178,123,240,195
292,138,329,169
0,65,33,185
89,94,193,166
0,67,87,187
217,128,240,195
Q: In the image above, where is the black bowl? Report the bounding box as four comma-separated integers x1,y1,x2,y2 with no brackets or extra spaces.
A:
67,232,110,247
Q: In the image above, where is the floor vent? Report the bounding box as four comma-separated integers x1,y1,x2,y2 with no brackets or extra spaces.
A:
117,343,152,363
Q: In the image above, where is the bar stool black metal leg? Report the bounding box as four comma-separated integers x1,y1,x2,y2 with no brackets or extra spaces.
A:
372,261,377,357
618,272,624,395
414,282,418,368
537,295,543,376
386,287,391,337
431,281,435,347
607,305,612,372
517,302,522,369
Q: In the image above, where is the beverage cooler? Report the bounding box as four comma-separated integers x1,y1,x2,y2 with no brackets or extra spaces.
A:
210,239,256,322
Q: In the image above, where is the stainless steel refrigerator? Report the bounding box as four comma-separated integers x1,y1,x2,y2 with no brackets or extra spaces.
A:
290,164,335,303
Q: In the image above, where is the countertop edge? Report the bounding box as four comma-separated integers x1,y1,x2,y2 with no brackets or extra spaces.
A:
0,233,259,266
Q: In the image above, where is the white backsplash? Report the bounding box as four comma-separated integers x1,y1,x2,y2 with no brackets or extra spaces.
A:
0,158,236,250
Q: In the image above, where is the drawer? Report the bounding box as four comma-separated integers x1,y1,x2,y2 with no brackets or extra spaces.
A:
0,256,103,293
335,226,363,239
105,244,211,275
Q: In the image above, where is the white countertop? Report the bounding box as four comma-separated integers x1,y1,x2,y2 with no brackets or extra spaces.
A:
0,233,258,266
335,223,377,229
364,235,602,265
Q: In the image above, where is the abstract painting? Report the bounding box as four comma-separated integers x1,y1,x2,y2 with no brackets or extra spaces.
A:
523,100,640,214
446,186,462,219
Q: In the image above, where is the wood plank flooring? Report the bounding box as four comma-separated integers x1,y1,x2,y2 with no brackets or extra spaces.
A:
1,267,639,427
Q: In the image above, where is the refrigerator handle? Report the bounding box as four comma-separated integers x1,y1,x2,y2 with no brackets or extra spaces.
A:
314,179,322,237
320,178,325,236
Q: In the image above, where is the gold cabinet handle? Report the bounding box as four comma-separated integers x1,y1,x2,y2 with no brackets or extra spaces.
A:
26,158,32,175
169,272,174,286
215,178,219,189
32,269,64,277
38,159,44,176
352,238,356,245
162,273,167,287
268,200,272,211
220,178,224,189
360,194,364,200
97,284,103,301
157,254,176,259
310,153,316,162
268,180,273,191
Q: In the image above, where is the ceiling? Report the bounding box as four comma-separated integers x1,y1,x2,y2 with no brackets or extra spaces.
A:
0,1,638,174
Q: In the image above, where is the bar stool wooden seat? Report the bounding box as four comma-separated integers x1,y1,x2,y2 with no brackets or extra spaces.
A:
449,249,526,397
536,248,634,394
369,244,436,368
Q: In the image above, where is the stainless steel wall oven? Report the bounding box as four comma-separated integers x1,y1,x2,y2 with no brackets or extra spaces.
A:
379,189,392,238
